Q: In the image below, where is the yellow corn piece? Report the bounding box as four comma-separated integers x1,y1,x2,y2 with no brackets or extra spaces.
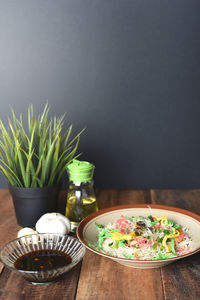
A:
110,231,136,241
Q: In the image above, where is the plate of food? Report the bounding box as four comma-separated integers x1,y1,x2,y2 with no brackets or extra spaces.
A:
77,204,200,269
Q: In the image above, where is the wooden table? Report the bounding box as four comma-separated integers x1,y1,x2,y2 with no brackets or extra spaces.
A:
0,189,200,300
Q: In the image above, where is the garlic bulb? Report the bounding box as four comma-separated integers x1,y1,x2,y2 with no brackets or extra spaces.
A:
17,227,38,238
35,213,71,235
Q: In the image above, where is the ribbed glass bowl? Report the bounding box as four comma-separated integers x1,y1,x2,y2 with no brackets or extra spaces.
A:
0,233,85,285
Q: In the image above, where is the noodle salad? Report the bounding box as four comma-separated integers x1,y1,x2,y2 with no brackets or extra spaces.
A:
89,215,192,260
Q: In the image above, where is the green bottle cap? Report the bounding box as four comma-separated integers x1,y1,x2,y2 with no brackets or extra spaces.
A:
67,159,95,183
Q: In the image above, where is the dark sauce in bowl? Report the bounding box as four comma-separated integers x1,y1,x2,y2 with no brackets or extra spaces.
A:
14,250,72,271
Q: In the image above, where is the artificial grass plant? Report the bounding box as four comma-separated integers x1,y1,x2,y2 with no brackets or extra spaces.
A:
0,103,84,187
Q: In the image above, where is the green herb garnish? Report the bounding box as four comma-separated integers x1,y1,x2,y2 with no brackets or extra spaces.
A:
95,223,104,229
119,240,126,248
148,215,153,222
163,229,170,235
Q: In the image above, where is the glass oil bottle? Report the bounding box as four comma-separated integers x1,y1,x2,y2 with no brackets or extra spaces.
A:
65,159,98,232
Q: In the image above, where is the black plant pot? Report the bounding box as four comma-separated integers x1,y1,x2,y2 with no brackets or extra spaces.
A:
9,184,60,228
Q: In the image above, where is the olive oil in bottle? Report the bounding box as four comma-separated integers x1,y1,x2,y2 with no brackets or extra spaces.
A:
65,160,98,232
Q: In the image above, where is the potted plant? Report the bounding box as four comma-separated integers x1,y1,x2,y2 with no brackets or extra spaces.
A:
0,103,84,227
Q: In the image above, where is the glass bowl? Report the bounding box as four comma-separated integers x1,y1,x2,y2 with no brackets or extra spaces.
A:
0,233,85,285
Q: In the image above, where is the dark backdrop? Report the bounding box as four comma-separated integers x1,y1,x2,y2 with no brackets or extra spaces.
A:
0,1,200,189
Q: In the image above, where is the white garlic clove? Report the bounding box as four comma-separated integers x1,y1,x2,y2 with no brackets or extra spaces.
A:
17,227,38,245
17,227,38,238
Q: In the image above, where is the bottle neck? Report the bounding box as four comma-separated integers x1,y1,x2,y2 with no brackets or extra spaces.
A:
68,180,94,187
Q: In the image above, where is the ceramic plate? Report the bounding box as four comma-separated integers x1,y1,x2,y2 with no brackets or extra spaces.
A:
77,204,200,269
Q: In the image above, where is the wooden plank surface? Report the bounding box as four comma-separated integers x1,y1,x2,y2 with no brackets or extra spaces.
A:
96,189,151,210
151,189,200,300
0,190,21,248
76,190,164,300
76,250,163,300
0,189,200,300
151,189,200,215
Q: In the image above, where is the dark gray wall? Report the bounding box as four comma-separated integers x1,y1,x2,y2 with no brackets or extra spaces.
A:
0,1,200,189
